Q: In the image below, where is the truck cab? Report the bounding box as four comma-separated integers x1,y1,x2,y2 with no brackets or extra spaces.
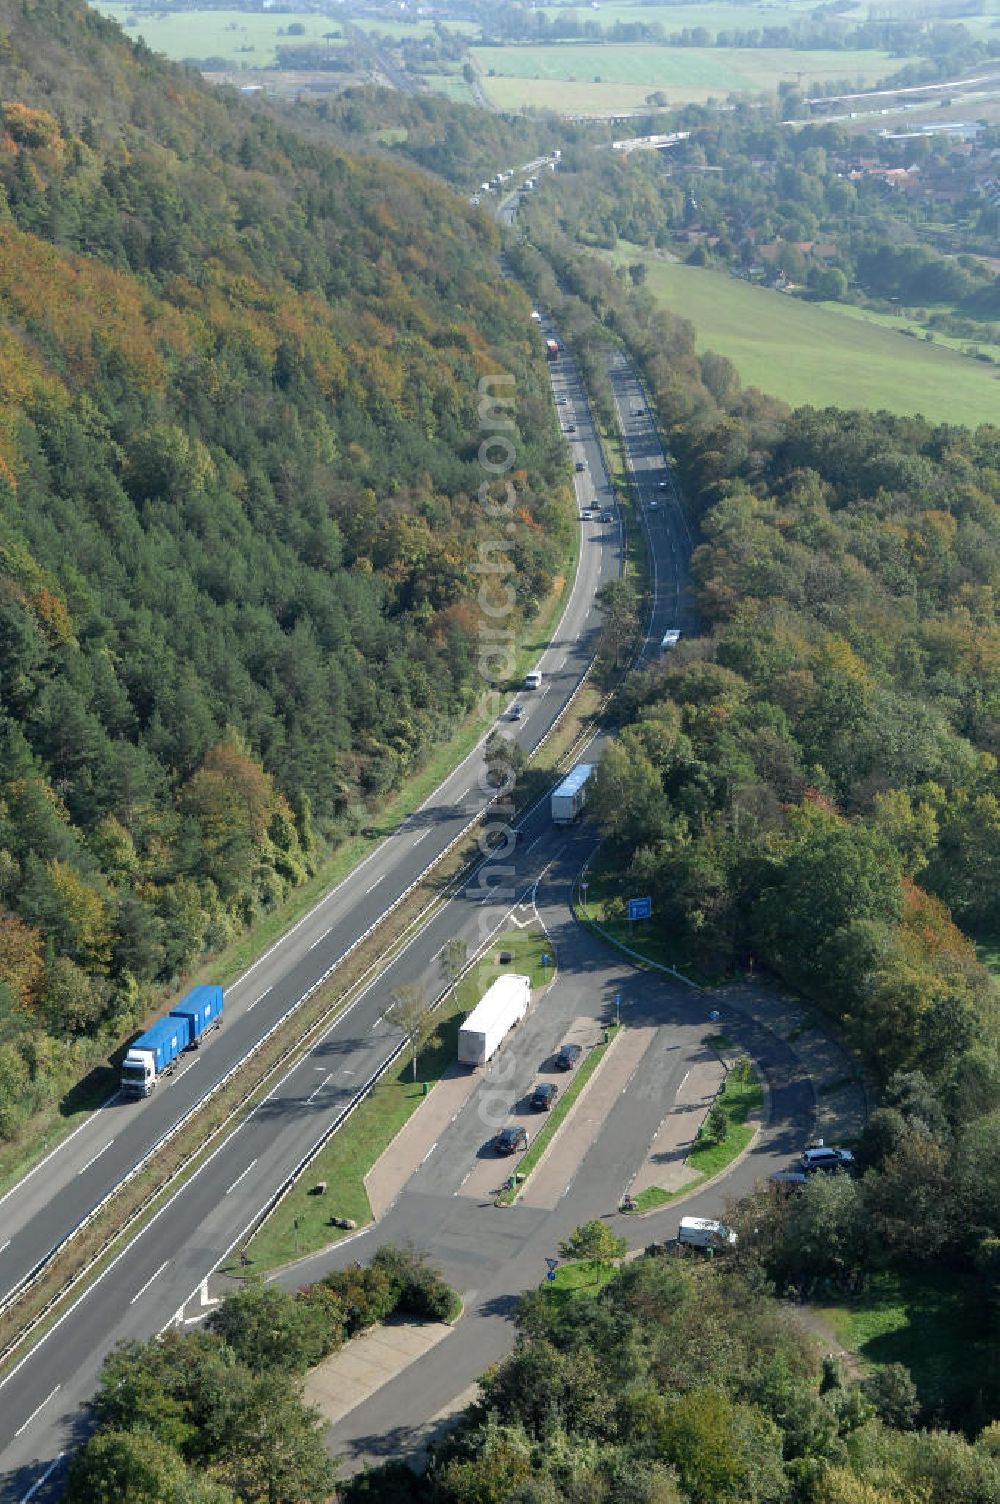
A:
120,1048,157,1098
524,670,542,689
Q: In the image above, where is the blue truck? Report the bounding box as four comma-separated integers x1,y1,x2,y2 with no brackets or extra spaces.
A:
120,984,224,1098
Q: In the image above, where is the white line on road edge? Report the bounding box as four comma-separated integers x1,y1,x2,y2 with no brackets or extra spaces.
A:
0,1239,11,1256
364,875,384,894
18,1451,64,1502
129,1260,169,1306
225,1161,258,1197
411,829,430,845
307,927,332,952
14,1385,59,1438
77,1140,114,1177
246,987,272,1012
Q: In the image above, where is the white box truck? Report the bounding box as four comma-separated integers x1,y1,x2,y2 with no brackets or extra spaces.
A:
678,1216,737,1249
551,763,594,825
458,974,531,1066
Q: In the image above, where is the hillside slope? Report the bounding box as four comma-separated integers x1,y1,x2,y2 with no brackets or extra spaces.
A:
0,0,570,1139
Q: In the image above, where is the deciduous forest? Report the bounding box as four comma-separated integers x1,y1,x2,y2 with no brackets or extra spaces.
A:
0,0,573,1141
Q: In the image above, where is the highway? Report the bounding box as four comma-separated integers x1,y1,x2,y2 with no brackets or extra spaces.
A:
0,333,610,1323
0,334,624,1502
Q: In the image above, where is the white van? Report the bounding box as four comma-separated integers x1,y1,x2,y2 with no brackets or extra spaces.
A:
678,1216,736,1250
524,670,543,690
661,629,681,653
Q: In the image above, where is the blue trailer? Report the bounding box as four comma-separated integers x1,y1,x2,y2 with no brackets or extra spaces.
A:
170,984,224,1046
121,984,225,1098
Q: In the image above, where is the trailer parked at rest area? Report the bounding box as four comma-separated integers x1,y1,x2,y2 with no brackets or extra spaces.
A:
458,974,531,1067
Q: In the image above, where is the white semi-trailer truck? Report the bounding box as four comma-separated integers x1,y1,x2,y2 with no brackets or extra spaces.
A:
458,974,531,1066
551,763,594,825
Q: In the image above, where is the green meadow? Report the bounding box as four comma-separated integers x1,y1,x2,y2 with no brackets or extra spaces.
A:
90,5,344,66
616,254,1000,426
473,43,919,109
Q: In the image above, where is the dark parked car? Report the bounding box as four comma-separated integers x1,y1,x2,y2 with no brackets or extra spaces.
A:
494,1125,529,1155
555,1042,582,1071
530,1082,558,1111
800,1146,854,1173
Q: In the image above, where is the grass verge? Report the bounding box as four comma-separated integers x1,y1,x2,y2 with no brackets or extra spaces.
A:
576,850,717,986
232,928,555,1273
632,1185,675,1214
544,1258,617,1314
812,1269,987,1419
495,1025,620,1205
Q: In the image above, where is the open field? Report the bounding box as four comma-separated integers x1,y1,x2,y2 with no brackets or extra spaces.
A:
612,253,1000,425
473,43,920,110
815,1270,987,1418
91,5,345,65
537,1,836,35
819,299,1000,359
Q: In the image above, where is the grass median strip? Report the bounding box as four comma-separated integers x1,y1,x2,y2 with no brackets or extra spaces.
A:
230,927,555,1274
495,1025,621,1206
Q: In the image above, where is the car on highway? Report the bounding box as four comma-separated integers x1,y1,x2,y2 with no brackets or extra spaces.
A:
530,1082,558,1111
555,1042,582,1071
661,629,681,652
558,396,568,405
565,423,576,433
494,1125,529,1155
800,1146,855,1174
647,499,659,510
575,460,587,472
580,508,594,520
658,479,669,489
508,703,523,720
600,511,614,523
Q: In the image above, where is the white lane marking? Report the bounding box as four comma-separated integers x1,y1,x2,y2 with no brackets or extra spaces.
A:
19,1452,64,1502
412,829,430,845
14,1386,60,1439
307,1073,332,1104
224,1160,258,1197
557,655,567,669
365,875,384,894
246,986,272,1012
341,1069,354,1077
526,835,542,855
129,1260,169,1306
307,927,332,951
0,1238,10,1255
420,1141,438,1165
77,1140,114,1176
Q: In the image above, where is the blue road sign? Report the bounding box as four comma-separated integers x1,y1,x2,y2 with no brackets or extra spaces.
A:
547,1270,557,1281
627,896,652,921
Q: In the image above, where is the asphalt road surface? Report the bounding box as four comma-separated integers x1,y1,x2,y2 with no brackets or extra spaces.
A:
0,333,630,1502
279,816,813,1476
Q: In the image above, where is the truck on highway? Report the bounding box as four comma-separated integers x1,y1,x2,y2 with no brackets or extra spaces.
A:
458,974,531,1066
121,984,224,1098
551,762,594,825
545,338,559,362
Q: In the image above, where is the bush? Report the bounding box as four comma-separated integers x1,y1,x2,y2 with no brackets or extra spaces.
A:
371,1244,459,1322
320,1262,398,1335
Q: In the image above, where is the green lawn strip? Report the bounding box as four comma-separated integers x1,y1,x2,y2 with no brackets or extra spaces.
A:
624,1067,761,1211
496,1026,620,1205
0,528,579,1197
236,928,554,1272
812,1270,987,1417
631,1184,680,1213
544,1258,618,1315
